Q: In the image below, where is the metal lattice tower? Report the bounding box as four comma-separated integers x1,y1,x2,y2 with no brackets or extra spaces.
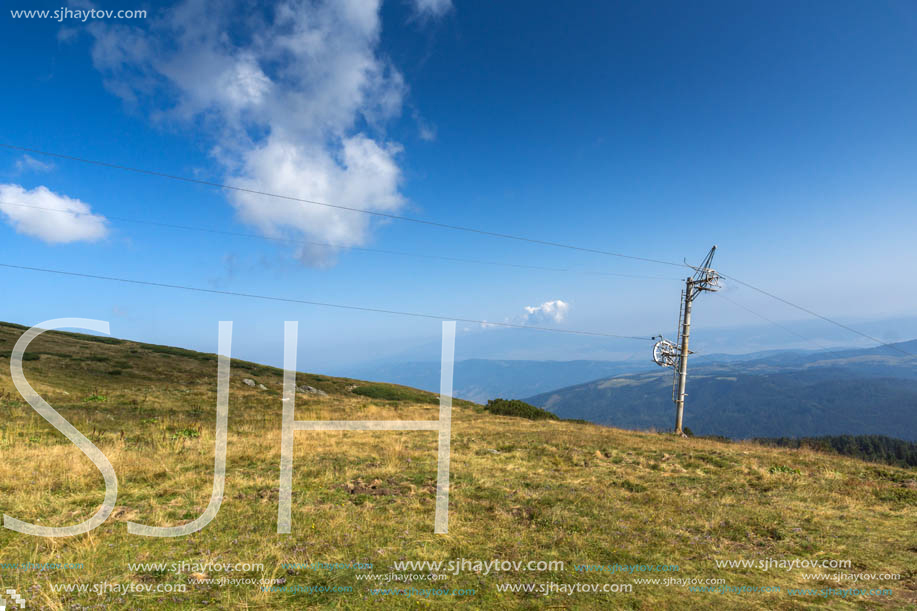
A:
652,245,720,436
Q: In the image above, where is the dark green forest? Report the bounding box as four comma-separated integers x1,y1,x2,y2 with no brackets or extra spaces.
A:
752,435,917,468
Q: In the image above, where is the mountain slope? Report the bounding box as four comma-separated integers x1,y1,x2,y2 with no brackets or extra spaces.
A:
344,341,917,406
527,341,917,440
0,321,914,610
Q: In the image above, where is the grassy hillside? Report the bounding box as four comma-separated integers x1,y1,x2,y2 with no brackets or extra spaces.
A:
0,321,915,609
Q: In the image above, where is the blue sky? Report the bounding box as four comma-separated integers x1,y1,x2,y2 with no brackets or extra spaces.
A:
1,0,916,371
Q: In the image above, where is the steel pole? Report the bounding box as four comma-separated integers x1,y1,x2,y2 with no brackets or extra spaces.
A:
674,278,693,435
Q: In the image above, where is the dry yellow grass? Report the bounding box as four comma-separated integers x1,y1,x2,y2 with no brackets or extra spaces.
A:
0,321,914,610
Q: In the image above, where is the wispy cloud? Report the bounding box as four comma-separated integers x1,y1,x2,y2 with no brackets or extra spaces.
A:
0,184,108,244
413,110,437,142
411,0,453,19
14,155,55,174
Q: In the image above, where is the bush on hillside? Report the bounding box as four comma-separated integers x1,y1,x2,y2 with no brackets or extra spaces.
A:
351,384,439,404
484,398,559,421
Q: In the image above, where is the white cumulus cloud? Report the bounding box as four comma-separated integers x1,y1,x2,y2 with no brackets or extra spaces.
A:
0,184,108,244
524,300,570,324
85,0,408,266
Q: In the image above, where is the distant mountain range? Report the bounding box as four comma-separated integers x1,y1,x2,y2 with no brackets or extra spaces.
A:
525,340,917,441
346,358,652,404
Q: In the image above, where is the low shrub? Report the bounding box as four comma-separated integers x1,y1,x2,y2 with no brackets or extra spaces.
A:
483,398,558,421
351,384,438,404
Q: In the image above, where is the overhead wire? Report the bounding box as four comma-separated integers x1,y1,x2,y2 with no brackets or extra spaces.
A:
714,291,869,362
0,201,681,280
1,143,911,355
719,272,913,357
0,143,686,268
0,262,656,341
